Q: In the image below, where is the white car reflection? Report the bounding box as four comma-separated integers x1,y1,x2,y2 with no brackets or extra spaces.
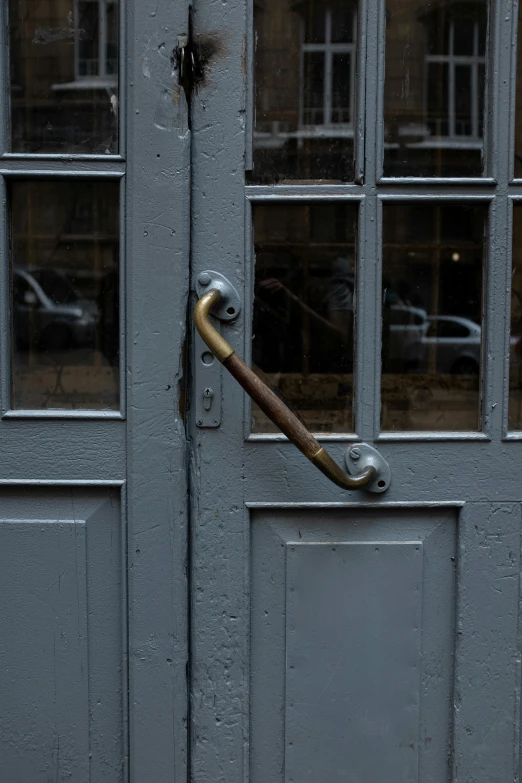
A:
13,268,99,351
419,316,482,374
388,305,428,369
388,309,482,374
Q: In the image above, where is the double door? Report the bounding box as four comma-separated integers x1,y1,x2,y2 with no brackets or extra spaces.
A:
2,0,522,781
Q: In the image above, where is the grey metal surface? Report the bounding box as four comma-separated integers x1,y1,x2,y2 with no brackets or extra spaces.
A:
189,0,249,781
285,542,422,782
194,330,222,428
249,509,457,783
0,490,123,782
196,271,241,322
346,442,391,492
125,1,190,780
452,502,522,782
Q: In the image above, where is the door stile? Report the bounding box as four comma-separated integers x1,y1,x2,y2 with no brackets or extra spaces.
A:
126,0,190,780
359,0,394,443
189,0,250,780
452,502,522,781
482,0,517,441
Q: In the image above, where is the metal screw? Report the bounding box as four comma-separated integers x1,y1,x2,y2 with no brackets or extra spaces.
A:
198,272,211,286
350,447,361,460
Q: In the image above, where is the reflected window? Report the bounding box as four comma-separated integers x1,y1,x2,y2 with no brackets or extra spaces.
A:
8,0,119,153
248,0,358,184
301,5,356,129
383,0,487,177
76,0,118,80
425,7,486,141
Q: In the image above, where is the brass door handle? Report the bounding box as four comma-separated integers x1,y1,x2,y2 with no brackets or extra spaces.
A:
195,282,391,493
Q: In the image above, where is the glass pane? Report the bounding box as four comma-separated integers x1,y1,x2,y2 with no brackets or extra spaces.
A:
515,2,522,177
383,1,487,177
252,202,357,433
304,6,326,43
381,203,486,431
77,1,100,76
509,204,522,428
11,180,120,410
248,1,358,184
427,63,449,138
106,1,119,75
332,54,352,123
303,53,325,126
455,65,472,136
453,18,475,56
331,5,355,42
9,0,119,154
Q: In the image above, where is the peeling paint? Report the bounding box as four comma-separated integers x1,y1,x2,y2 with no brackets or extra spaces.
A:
141,32,182,132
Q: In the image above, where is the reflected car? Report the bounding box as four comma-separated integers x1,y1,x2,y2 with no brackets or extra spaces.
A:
13,267,99,351
387,304,428,368
417,316,481,374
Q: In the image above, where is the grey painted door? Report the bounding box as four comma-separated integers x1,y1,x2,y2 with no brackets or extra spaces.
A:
189,1,522,782
0,2,189,782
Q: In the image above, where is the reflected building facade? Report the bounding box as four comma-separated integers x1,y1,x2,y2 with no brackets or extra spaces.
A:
249,0,522,432
6,0,522,426
250,0,495,181
9,0,118,154
7,2,120,410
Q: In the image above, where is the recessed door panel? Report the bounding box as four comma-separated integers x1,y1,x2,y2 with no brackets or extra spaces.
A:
0,489,124,782
250,509,456,783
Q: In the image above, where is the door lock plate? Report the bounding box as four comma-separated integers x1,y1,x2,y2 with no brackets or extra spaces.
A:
194,329,221,428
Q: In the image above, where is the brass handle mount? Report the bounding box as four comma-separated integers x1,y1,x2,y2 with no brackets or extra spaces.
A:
195,273,391,493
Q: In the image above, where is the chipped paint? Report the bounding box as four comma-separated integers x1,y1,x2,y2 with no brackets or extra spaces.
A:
141,32,183,132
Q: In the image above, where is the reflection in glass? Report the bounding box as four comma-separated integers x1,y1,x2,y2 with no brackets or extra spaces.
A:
383,0,487,177
509,205,522,428
9,0,119,153
11,181,119,410
248,1,357,184
515,3,522,177
252,203,357,433
381,203,486,431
